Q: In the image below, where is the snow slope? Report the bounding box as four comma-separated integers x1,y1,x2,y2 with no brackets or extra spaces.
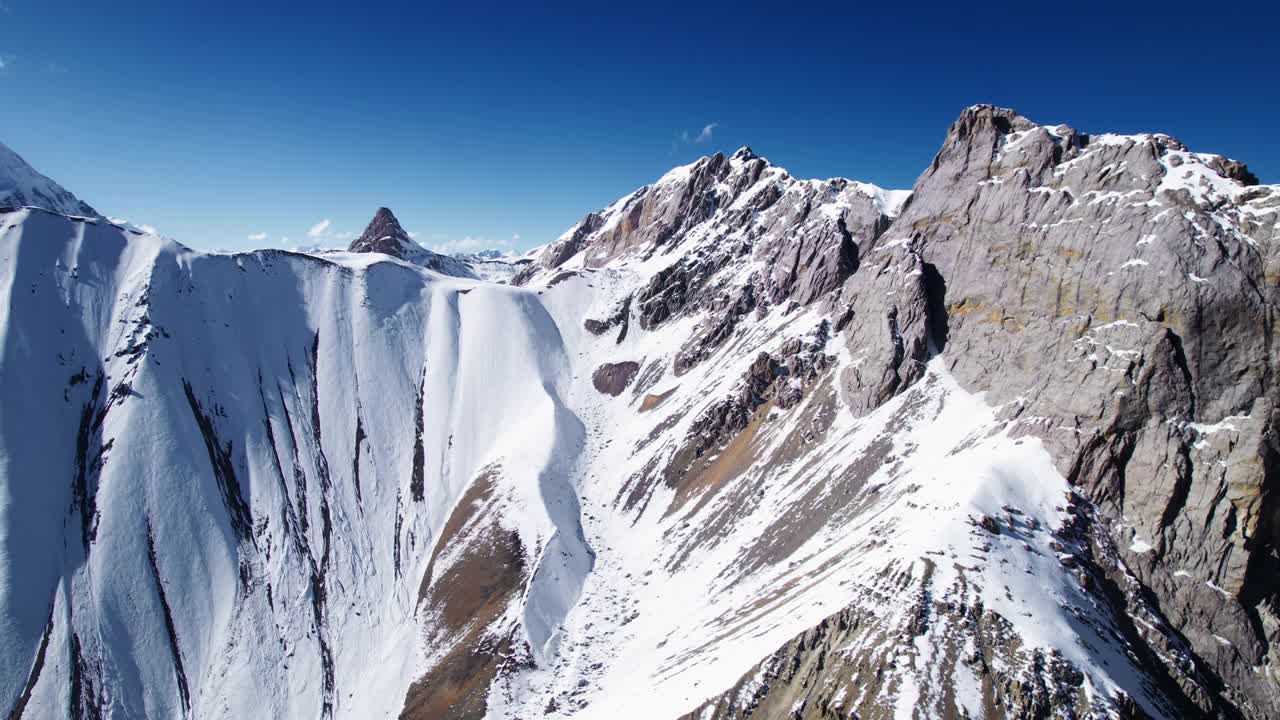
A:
0,209,584,718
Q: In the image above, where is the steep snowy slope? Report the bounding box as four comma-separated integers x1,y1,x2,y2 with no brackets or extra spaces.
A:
0,209,585,719
2,106,1278,720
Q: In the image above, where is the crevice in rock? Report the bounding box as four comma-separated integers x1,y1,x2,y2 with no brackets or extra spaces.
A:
1157,442,1194,531
353,406,365,505
411,366,427,502
7,607,54,720
68,633,102,720
393,491,404,579
182,380,253,545
71,371,108,551
146,521,191,716
921,260,949,354
1164,328,1197,421
276,377,310,538
306,332,334,575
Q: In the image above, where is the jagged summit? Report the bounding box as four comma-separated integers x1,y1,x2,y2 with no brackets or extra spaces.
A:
938,104,1262,188
345,206,476,279
518,140,910,282
348,206,415,257
0,140,101,218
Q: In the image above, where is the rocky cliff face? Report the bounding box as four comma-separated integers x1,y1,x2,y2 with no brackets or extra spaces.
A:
0,108,1275,720
508,106,1278,719
907,106,1279,719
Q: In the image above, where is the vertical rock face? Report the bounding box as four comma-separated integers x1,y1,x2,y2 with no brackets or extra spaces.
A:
893,105,1279,719
2,106,1278,720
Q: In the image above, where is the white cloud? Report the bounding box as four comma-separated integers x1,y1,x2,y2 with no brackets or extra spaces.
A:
300,219,355,248
679,122,719,145
138,224,158,235
306,218,331,238
0,57,6,71
247,231,268,242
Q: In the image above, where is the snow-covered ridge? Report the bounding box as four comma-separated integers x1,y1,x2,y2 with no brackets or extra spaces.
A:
0,141,100,218
521,144,909,297
998,116,1277,215
0,207,585,718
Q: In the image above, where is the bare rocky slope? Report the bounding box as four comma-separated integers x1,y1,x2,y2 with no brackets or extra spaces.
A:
0,106,1275,719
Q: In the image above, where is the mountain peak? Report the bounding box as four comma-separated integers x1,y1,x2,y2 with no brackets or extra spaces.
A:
0,140,101,218
731,145,757,161
344,206,478,279
348,206,415,258
946,104,1034,142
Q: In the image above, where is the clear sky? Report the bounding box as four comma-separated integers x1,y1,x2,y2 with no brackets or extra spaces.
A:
1,1,1275,253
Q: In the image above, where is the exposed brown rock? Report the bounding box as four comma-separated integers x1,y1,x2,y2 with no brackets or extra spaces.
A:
591,361,639,397
348,207,416,258
402,467,530,720
638,387,676,412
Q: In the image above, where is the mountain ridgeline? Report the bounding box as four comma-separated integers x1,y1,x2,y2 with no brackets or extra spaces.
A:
0,106,1276,719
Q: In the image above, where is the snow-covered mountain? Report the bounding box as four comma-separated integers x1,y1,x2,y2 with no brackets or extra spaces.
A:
0,141,100,218
1,107,1278,720
454,249,516,262
450,250,529,284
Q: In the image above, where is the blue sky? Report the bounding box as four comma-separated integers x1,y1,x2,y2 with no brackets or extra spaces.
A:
1,1,1275,252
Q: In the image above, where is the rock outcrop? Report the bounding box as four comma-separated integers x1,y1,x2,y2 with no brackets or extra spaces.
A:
591,361,639,396
885,105,1279,719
